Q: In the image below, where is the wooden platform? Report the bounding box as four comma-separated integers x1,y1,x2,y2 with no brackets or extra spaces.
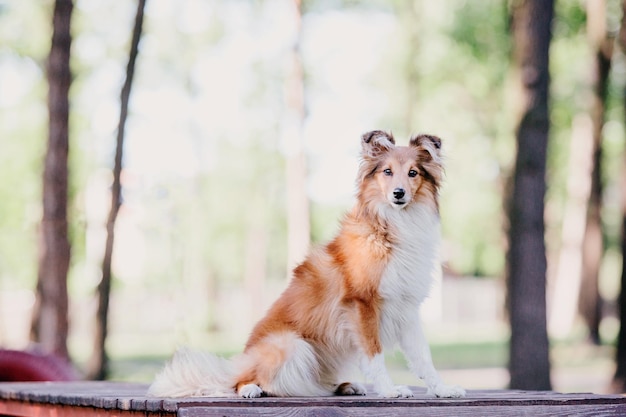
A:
0,381,625,416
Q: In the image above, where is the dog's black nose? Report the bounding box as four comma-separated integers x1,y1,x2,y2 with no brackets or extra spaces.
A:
393,188,405,199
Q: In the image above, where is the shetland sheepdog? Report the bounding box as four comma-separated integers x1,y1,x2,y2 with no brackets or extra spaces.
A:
149,130,465,399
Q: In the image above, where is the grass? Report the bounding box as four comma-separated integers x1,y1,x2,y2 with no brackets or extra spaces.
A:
107,340,509,383
108,355,166,383
386,341,508,370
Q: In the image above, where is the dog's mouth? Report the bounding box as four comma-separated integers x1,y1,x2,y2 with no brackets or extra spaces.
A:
392,199,407,207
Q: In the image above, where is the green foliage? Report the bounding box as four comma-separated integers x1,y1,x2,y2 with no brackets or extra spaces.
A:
388,339,508,370
553,0,587,38
0,117,44,287
0,1,50,58
0,2,49,288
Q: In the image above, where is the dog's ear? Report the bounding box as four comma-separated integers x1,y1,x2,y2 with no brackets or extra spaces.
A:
410,134,443,185
409,134,442,161
361,130,395,159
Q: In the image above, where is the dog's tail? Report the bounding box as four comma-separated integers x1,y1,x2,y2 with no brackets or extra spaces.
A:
148,348,237,397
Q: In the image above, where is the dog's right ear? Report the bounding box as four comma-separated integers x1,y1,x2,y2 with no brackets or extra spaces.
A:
361,130,395,159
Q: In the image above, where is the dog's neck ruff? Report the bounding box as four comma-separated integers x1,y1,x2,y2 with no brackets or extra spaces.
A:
356,195,439,236
380,202,441,281
377,202,441,347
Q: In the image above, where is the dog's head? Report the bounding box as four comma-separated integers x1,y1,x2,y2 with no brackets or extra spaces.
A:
357,130,443,212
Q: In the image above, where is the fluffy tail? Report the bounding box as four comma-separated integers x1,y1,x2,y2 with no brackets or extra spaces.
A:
148,348,237,397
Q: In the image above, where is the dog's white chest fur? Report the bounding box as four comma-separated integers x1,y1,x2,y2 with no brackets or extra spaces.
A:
378,203,440,347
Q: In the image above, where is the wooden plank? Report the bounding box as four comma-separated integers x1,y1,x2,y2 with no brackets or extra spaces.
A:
177,404,626,417
172,388,626,409
172,387,626,416
0,398,173,417
0,381,157,414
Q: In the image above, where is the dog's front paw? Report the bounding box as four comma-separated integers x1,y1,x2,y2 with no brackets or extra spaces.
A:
380,385,414,398
427,384,466,398
239,384,263,398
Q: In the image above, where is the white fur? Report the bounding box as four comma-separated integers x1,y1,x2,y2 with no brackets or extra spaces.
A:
370,202,465,398
360,353,409,398
149,335,339,398
379,202,441,345
260,332,333,396
239,384,263,398
148,348,237,397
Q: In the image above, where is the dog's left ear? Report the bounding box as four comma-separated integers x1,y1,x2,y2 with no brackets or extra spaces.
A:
410,134,443,185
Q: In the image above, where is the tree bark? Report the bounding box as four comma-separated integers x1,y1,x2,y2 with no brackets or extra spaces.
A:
86,0,146,380
30,0,74,362
507,0,554,391
579,0,612,345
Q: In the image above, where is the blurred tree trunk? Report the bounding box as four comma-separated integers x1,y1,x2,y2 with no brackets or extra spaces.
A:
30,0,73,362
549,115,593,338
615,196,626,392
86,0,146,380
612,0,626,393
549,1,612,341
506,0,554,391
283,0,310,273
579,0,612,345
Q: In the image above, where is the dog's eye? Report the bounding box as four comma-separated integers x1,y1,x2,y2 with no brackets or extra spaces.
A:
408,170,418,178
383,168,392,176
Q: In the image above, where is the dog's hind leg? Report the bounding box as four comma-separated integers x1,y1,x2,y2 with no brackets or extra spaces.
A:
236,332,333,397
233,361,264,398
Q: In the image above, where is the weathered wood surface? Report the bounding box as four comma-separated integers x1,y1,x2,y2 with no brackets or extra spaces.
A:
0,381,625,416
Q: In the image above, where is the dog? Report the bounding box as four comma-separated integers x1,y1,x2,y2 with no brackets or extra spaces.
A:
148,130,466,399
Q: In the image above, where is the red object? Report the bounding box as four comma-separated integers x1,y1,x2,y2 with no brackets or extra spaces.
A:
0,349,77,381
